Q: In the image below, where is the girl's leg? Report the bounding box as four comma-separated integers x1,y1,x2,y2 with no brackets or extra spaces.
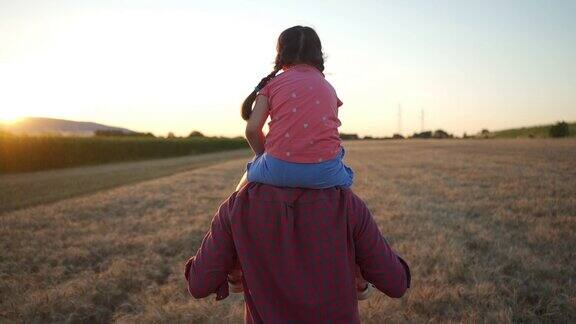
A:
235,171,249,192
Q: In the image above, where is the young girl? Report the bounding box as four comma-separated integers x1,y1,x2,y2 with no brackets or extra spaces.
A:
236,25,353,191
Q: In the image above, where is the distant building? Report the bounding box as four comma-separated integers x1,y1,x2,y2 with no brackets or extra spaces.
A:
340,133,360,140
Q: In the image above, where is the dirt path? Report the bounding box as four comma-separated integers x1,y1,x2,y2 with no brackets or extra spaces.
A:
0,149,251,214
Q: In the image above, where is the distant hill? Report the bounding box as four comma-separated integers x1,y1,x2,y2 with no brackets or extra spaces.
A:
491,122,576,138
0,117,136,136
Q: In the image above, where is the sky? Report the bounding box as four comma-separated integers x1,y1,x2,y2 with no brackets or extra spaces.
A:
1,0,575,137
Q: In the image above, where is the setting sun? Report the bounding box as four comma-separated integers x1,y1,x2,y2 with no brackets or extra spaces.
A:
0,112,24,124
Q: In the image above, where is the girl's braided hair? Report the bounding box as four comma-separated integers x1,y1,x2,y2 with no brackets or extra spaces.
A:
241,26,325,120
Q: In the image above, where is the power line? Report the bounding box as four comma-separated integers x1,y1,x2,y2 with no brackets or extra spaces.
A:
420,109,425,132
397,103,402,135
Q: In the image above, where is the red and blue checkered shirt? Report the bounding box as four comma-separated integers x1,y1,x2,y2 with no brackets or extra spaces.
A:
185,183,410,323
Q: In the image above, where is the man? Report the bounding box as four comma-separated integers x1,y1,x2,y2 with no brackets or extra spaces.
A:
184,183,410,323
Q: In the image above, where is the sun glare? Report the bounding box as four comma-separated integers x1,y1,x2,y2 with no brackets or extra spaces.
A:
0,113,25,124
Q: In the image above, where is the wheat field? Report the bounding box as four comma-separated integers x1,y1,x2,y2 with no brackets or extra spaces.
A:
1,139,575,323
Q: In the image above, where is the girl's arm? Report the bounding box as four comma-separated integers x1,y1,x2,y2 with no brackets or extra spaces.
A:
245,95,269,155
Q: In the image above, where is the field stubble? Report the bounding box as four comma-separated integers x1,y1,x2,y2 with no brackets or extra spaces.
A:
1,139,575,322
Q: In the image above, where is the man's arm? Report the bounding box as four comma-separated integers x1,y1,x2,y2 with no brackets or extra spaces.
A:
184,196,237,300
351,194,411,298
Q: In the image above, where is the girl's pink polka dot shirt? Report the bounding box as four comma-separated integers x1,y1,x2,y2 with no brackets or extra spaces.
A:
258,64,344,163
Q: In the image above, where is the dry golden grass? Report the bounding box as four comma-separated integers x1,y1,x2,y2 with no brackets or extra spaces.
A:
1,139,575,323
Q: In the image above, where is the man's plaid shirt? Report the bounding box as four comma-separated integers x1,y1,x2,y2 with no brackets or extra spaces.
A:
185,183,410,323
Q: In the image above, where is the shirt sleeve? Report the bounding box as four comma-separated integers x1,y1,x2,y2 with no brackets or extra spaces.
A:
184,196,238,300
258,81,272,98
350,193,411,298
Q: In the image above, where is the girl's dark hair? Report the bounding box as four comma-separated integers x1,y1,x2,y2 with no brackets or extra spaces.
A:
241,26,325,120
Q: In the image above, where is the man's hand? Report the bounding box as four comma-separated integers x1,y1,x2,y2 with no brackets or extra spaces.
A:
228,267,244,293
356,265,373,300
355,265,367,291
356,277,368,292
